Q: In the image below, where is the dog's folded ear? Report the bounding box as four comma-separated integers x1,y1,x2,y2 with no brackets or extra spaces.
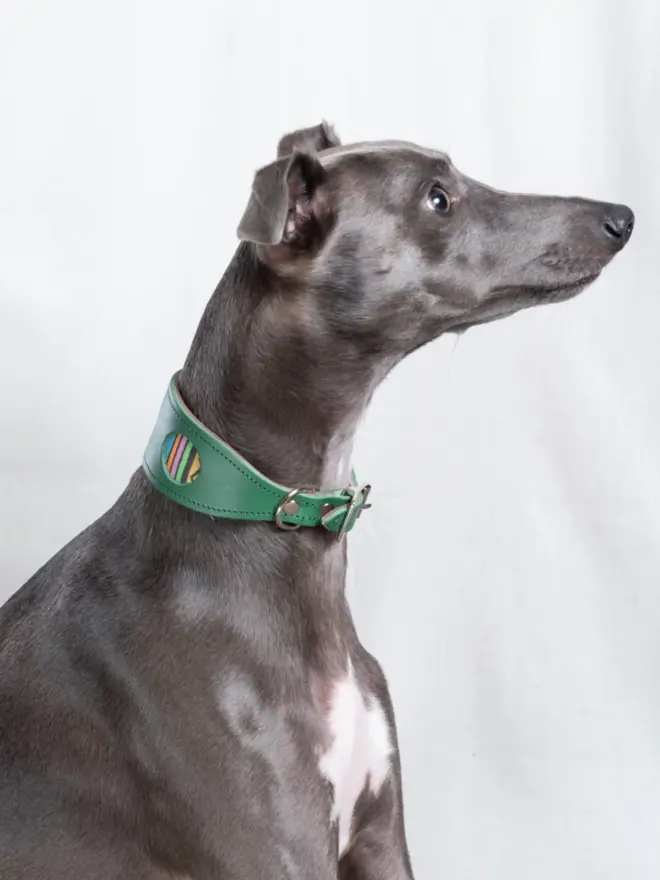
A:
276,121,341,158
237,150,330,248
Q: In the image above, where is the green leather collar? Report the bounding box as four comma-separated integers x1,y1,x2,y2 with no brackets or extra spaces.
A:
142,374,371,539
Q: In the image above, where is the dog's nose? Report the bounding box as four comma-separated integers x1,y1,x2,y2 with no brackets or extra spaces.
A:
602,204,635,246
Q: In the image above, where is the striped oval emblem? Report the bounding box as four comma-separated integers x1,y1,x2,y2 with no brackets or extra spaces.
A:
162,433,201,484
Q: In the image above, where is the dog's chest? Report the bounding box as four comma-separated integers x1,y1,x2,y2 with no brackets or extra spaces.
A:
317,662,392,857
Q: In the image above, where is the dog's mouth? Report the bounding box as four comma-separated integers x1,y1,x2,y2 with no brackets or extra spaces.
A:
447,272,603,334
532,272,602,300
499,272,601,295
491,272,603,306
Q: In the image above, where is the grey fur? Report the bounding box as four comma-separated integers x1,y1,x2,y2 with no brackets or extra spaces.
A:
0,123,633,879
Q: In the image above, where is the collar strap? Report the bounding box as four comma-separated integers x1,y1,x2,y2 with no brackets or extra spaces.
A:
142,374,371,539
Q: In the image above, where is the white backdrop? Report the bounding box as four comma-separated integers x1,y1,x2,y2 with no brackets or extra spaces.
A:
1,1,659,877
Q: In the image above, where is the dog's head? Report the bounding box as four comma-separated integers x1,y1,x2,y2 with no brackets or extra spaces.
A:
237,122,633,355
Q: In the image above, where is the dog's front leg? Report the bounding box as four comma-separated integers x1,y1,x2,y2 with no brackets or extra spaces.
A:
337,652,415,880
338,766,415,880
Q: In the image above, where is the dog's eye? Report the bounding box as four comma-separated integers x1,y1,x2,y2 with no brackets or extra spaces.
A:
427,185,451,214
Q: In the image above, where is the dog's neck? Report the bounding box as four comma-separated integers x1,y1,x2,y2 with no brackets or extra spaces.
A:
178,244,384,491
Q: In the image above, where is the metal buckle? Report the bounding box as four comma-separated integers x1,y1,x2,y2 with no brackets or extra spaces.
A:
275,487,315,531
321,484,372,541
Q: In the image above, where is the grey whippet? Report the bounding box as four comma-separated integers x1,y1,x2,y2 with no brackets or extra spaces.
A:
0,122,634,879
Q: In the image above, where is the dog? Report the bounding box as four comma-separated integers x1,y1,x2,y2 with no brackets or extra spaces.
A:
0,122,633,879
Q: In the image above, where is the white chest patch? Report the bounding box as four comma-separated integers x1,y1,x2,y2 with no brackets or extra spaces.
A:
318,661,393,857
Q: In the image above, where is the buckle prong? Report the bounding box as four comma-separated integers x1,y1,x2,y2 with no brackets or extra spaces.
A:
321,484,372,541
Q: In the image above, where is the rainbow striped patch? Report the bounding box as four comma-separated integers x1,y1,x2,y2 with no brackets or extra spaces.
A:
162,433,201,484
